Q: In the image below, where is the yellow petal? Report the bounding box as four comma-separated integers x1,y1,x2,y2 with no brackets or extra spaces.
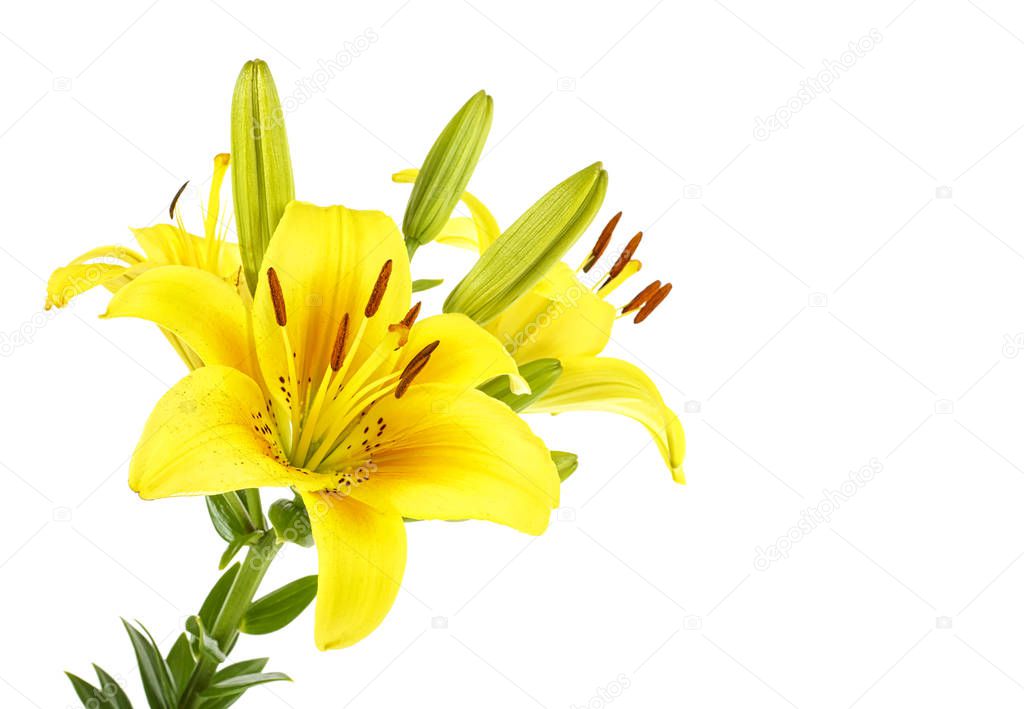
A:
486,263,615,363
252,202,411,406
301,491,406,650
393,168,500,253
45,262,131,309
103,265,255,376
130,365,308,498
350,384,559,534
395,313,528,394
131,224,242,277
528,356,685,483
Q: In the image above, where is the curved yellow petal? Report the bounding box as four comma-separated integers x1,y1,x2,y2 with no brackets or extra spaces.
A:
103,265,255,376
392,168,500,252
349,384,559,534
486,263,615,363
252,202,412,407
301,492,406,650
130,365,309,498
528,356,685,483
395,313,528,394
45,262,131,309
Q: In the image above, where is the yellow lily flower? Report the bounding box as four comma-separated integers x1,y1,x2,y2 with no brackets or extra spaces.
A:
103,200,559,650
395,169,684,482
46,154,242,368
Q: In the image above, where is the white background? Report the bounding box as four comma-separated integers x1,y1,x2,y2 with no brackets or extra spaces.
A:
3,0,1024,706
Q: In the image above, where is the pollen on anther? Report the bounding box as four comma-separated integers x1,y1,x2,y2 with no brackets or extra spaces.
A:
330,313,350,371
622,280,662,315
606,232,643,283
365,259,393,318
267,268,288,326
634,283,672,323
583,211,622,273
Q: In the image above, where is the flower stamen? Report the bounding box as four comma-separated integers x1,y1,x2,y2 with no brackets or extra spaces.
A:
581,211,622,273
633,283,672,323
365,259,393,318
622,280,662,315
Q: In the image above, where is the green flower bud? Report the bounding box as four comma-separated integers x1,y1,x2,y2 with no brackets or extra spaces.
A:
403,90,492,256
231,59,295,294
444,162,607,324
550,451,579,481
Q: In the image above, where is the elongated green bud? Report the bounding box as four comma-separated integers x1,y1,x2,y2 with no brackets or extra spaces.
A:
231,59,295,293
403,90,492,256
478,358,562,412
444,162,607,324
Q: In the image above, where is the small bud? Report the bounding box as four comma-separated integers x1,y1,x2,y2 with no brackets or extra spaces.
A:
402,90,493,256
444,162,608,324
231,59,295,294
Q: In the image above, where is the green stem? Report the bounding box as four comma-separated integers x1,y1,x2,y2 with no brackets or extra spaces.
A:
179,533,280,707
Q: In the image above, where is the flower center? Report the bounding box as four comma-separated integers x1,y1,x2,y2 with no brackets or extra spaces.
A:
262,261,436,483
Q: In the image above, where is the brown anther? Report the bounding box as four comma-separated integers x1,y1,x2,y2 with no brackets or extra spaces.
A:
582,211,622,273
633,283,672,323
400,301,422,329
169,180,189,219
621,280,662,315
605,232,643,283
395,355,431,399
365,259,393,318
400,339,440,380
267,267,287,326
330,312,350,371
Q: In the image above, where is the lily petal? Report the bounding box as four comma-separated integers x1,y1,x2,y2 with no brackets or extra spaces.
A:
301,491,406,650
45,262,132,309
486,263,615,363
252,202,411,404
350,384,559,534
393,168,500,252
103,265,255,376
395,313,528,394
527,356,685,483
130,365,309,498
131,224,242,277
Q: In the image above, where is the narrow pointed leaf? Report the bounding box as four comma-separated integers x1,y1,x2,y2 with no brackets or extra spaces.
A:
165,633,195,696
122,620,175,709
200,672,291,698
240,575,317,635
444,162,607,324
66,672,104,707
412,278,444,293
206,493,252,543
92,664,134,709
219,531,262,570
199,563,240,629
212,658,269,682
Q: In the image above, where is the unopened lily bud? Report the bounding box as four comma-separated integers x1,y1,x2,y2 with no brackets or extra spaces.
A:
444,162,607,324
402,90,493,256
231,59,295,294
550,451,579,482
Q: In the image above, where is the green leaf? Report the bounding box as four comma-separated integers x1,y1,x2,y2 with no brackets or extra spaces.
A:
240,575,317,635
239,488,265,529
206,494,252,543
186,615,226,663
403,90,492,255
122,620,176,709
551,451,579,481
219,531,263,570
231,59,295,293
92,664,133,709
269,495,313,547
212,658,269,682
444,162,607,325
478,358,562,412
200,563,240,629
200,672,291,699
412,278,444,293
165,633,195,696
66,671,104,707
197,659,271,709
